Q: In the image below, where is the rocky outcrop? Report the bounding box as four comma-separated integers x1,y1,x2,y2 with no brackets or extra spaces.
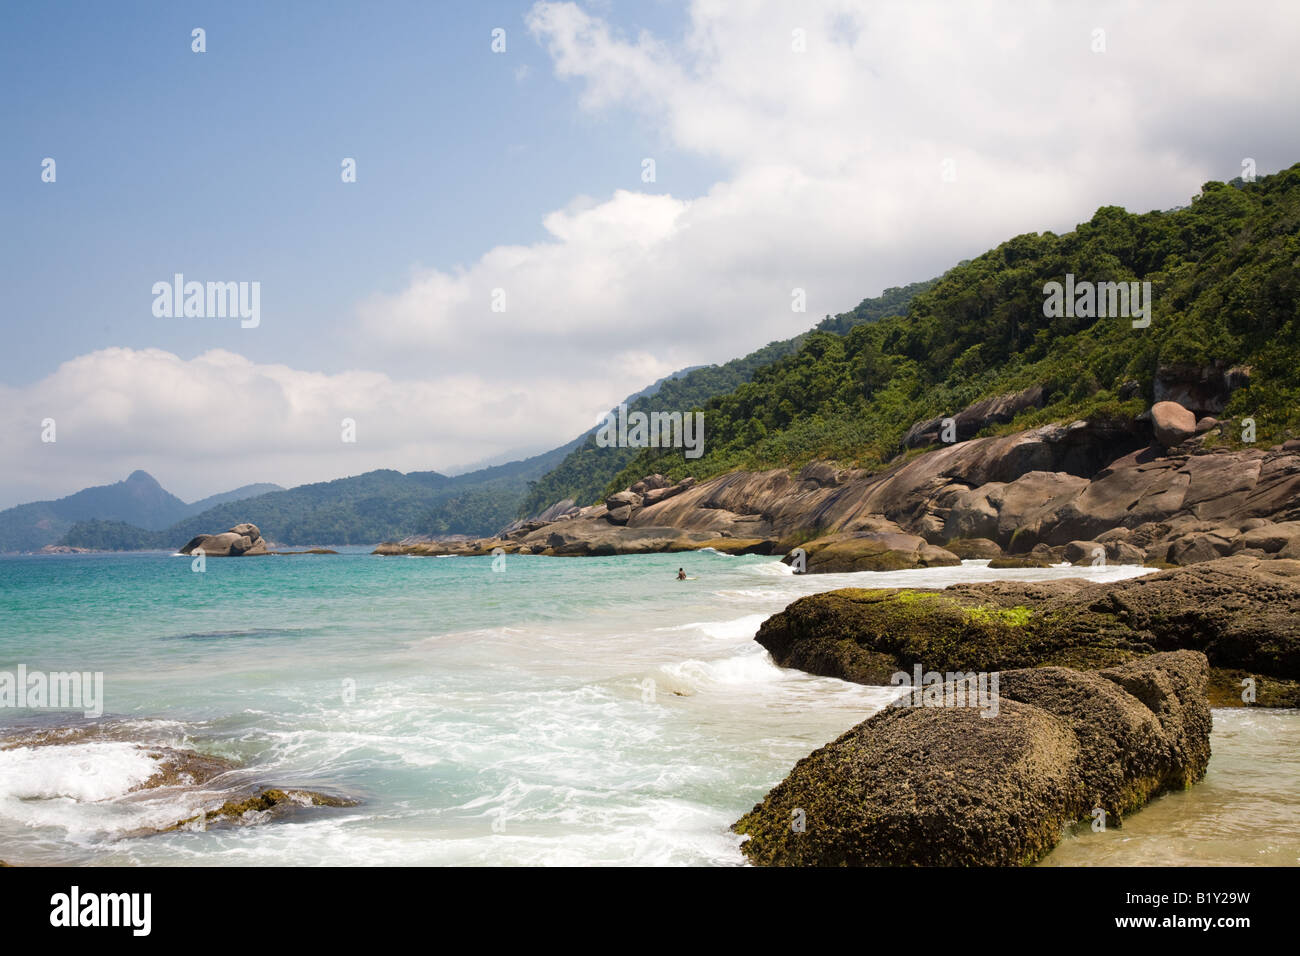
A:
901,385,1046,449
754,556,1300,707
785,528,960,574
379,404,1299,568
179,522,269,556
1154,361,1251,416
733,651,1210,866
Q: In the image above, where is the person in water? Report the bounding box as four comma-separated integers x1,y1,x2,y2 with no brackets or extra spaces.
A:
677,568,687,580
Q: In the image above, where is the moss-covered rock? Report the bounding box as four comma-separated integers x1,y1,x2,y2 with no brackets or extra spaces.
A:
163,788,359,832
785,531,961,574
733,651,1210,866
756,556,1300,705
987,555,1054,568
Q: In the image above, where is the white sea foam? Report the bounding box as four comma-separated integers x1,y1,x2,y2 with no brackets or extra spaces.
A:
0,742,163,803
655,614,767,642
1,549,1285,867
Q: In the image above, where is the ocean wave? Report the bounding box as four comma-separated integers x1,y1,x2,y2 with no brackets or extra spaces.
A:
653,614,767,642
653,646,786,695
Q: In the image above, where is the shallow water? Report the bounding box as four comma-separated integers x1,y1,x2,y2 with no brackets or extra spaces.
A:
0,551,1294,866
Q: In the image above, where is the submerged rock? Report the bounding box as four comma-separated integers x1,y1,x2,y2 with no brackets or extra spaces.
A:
733,651,1210,866
161,788,359,832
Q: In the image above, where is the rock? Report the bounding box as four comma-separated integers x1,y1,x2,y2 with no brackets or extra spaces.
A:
604,490,642,512
901,386,1045,448
988,555,1053,568
1031,542,1064,562
786,530,961,574
1196,416,1219,433
629,474,671,495
1151,401,1198,449
754,557,1300,706
797,460,842,487
537,499,578,521
944,537,1003,559
1105,541,1147,565
1167,530,1236,565
179,523,269,556
606,505,634,526
1154,361,1251,416
733,651,1209,866
382,415,1300,569
163,788,359,832
1232,520,1300,554
1063,540,1107,566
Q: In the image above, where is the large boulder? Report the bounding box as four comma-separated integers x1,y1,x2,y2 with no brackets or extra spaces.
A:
179,523,269,556
733,651,1210,866
754,557,1300,706
1151,401,1198,449
783,530,961,574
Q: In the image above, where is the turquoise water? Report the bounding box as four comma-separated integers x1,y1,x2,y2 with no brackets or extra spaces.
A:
0,551,1295,865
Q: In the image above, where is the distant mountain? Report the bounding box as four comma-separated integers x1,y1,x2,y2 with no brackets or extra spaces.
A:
59,442,582,550
0,471,282,552
184,482,284,515
36,282,935,550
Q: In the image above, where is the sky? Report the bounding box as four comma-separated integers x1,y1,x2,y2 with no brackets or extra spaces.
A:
2,0,1299,507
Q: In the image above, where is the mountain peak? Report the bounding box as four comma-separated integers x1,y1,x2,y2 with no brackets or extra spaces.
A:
125,470,161,486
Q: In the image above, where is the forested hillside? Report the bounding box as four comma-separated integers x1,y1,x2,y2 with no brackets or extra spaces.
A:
597,166,1300,494
518,278,937,514
61,443,578,549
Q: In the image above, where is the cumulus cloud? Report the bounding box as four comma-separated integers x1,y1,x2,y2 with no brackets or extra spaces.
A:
0,348,641,505
359,0,1300,378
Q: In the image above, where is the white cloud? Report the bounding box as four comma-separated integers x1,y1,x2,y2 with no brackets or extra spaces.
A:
0,348,650,505
360,0,1300,381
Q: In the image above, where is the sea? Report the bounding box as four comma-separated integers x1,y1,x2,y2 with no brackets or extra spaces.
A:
1,550,1296,866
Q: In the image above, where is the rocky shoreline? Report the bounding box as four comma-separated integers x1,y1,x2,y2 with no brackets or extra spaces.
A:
375,398,1300,576
730,554,1300,865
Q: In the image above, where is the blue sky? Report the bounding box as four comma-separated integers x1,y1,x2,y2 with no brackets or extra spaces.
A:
3,1,1299,507
0,1,721,385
